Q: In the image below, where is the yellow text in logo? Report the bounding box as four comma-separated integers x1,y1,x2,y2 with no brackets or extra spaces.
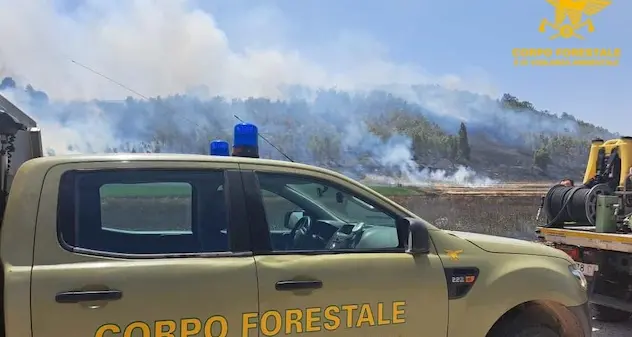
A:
513,48,620,66
513,0,620,67
242,302,406,336
93,301,407,337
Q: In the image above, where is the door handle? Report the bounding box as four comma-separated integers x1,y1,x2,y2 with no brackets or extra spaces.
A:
55,290,123,303
275,280,323,291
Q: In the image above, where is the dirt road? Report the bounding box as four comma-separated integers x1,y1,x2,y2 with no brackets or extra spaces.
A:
593,318,632,336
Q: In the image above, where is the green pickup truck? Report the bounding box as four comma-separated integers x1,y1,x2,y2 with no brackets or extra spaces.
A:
0,152,591,337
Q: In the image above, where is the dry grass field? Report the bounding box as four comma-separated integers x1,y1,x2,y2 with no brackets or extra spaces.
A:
100,182,551,241
383,182,550,240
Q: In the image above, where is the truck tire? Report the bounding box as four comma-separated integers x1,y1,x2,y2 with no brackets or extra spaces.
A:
489,317,559,337
592,304,632,322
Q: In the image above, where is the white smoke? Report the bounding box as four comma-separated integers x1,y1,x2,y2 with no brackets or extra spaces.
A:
0,0,514,185
342,122,498,186
0,87,115,155
362,167,499,188
0,0,493,101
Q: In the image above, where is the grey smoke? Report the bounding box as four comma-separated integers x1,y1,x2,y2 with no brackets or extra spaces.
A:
0,0,614,187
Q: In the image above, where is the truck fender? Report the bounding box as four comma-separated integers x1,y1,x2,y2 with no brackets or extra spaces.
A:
446,260,587,337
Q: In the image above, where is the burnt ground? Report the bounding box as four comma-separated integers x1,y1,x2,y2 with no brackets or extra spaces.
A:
391,194,541,239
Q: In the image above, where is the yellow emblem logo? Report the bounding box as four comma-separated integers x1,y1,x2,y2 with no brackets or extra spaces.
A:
445,249,463,261
512,0,619,66
539,0,611,39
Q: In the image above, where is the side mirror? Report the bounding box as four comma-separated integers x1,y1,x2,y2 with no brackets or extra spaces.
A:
400,217,430,255
284,210,304,229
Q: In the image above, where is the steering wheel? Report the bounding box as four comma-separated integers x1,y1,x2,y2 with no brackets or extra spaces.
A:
286,216,312,249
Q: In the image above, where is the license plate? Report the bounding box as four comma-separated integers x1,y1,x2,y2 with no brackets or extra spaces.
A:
576,262,598,276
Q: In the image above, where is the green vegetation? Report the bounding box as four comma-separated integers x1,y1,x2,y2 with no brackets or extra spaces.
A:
100,183,192,198
533,147,551,171
100,91,614,182
9,76,616,182
457,122,470,161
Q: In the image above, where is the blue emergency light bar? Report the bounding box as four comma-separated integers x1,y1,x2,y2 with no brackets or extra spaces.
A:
209,140,230,156
232,123,259,158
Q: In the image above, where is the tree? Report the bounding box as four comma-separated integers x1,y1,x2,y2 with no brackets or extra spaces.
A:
307,134,341,165
534,147,551,171
0,77,16,90
411,134,423,162
443,136,458,160
501,93,534,111
457,122,471,160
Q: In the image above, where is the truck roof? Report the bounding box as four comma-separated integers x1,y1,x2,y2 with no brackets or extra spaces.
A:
26,153,337,173
22,153,373,193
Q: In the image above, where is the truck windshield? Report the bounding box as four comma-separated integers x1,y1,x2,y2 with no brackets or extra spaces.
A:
287,183,396,227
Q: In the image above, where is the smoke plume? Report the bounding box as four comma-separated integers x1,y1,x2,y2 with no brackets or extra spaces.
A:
0,0,612,187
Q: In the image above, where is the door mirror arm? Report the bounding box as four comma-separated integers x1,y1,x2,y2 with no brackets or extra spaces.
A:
398,217,430,255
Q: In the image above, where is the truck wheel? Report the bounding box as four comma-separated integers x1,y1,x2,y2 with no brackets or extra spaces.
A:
489,318,559,337
592,304,632,322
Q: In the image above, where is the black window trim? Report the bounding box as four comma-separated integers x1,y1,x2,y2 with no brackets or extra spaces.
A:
241,170,408,255
239,169,272,254
56,168,252,259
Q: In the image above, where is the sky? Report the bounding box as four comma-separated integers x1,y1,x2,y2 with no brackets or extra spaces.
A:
0,0,630,134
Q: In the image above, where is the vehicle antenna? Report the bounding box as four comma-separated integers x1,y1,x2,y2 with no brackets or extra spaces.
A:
70,59,295,162
70,59,201,128
233,114,294,162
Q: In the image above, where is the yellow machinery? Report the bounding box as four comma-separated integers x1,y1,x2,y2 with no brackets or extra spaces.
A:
583,137,632,188
537,137,632,320
541,137,632,228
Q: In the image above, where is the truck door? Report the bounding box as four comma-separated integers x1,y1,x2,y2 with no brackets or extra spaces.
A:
30,162,259,337
238,166,449,337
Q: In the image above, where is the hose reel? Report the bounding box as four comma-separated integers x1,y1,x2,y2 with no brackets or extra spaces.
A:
543,183,612,226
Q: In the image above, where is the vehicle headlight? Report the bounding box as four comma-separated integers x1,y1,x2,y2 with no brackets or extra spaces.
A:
568,264,588,290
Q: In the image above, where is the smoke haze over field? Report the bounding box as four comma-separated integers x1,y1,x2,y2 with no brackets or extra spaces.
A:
1,0,486,100
0,0,615,186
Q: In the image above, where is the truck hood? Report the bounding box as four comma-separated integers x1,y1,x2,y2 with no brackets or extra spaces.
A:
445,230,571,261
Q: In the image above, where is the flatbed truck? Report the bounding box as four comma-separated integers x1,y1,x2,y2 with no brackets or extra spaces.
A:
537,137,632,322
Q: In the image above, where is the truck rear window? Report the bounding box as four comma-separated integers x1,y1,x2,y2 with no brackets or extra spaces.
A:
57,169,229,256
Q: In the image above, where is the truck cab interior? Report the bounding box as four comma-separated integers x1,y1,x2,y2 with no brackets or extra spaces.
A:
258,177,401,251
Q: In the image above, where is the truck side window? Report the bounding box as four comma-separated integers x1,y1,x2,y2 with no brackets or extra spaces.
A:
57,169,230,256
256,172,399,252
260,189,303,231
